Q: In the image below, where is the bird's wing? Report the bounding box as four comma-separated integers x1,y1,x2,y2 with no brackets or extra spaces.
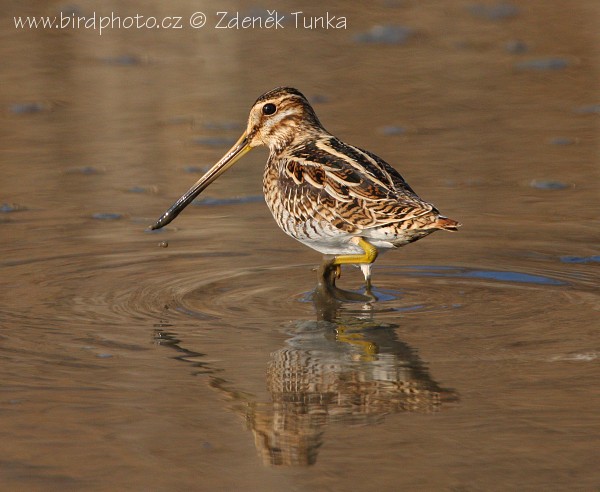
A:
283,137,436,233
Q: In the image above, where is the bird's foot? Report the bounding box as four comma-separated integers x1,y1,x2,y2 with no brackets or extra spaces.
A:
317,260,372,302
363,279,378,302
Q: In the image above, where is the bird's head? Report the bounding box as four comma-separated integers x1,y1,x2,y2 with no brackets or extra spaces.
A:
150,87,323,230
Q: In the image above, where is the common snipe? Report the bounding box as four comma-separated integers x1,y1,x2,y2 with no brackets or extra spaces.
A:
151,87,460,291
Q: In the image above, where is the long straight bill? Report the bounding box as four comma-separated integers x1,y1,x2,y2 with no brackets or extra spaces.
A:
150,133,251,230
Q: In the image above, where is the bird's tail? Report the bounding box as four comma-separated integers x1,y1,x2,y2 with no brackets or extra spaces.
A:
435,216,461,231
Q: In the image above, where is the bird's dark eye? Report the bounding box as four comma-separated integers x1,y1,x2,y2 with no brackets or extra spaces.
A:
262,103,277,115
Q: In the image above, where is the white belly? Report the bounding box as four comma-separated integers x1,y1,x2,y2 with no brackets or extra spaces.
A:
297,236,396,256
267,196,431,255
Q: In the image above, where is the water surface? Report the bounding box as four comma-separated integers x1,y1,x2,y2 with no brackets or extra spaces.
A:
1,0,598,490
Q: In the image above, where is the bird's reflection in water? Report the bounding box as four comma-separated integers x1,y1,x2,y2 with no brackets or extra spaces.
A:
154,286,457,467
251,287,457,466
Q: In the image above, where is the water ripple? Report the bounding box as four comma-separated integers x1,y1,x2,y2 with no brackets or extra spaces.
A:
1,251,594,331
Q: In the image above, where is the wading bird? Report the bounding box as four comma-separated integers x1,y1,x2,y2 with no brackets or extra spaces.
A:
151,87,460,293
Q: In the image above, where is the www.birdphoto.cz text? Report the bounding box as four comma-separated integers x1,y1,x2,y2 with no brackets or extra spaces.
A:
14,11,348,35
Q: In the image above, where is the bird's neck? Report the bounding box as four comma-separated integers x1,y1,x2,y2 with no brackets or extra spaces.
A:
268,126,330,156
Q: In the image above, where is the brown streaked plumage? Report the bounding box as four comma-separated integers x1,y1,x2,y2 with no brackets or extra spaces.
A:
151,87,460,291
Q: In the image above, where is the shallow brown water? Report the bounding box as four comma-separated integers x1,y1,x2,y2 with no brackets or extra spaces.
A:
1,0,599,490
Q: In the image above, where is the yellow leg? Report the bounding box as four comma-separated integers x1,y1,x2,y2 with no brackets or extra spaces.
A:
317,237,378,298
332,237,378,268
